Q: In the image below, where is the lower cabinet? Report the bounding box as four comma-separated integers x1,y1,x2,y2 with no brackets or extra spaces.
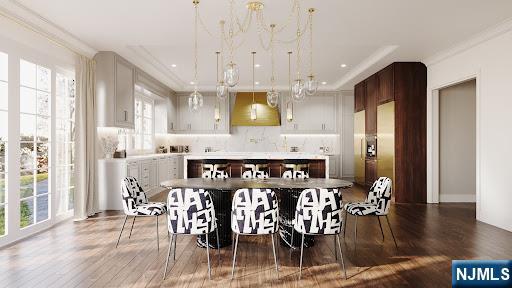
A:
98,155,184,210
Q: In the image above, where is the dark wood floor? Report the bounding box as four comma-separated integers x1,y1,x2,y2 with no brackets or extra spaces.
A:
0,186,511,288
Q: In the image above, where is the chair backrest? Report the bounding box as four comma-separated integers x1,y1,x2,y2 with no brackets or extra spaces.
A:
231,188,278,235
242,170,269,179
202,170,229,179
167,188,216,235
294,188,343,235
282,170,309,179
366,177,392,215
121,177,148,215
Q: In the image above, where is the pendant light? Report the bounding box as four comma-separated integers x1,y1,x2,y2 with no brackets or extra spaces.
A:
291,1,305,102
286,51,294,122
188,0,203,112
224,0,240,87
266,24,279,108
250,51,257,121
305,8,318,96
216,22,229,99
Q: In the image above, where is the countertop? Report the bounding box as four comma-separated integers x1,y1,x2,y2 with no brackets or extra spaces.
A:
184,152,330,160
98,153,188,162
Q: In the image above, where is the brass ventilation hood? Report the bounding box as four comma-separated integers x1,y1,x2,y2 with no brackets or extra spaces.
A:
231,92,281,126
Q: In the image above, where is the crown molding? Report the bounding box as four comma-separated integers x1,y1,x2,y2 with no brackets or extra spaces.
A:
333,45,399,90
176,84,341,93
423,17,512,66
0,0,97,57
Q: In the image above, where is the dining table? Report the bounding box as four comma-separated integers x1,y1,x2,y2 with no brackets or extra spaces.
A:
160,177,353,249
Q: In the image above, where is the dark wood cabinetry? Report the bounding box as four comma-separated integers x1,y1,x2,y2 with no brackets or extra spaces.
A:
354,62,426,203
365,75,378,134
354,81,366,112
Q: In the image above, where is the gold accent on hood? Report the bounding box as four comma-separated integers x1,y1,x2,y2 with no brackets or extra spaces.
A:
231,92,281,126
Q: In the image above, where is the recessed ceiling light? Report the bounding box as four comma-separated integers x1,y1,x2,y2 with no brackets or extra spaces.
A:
254,64,261,68
340,64,347,68
321,81,327,85
171,64,177,68
255,81,260,85
190,81,195,85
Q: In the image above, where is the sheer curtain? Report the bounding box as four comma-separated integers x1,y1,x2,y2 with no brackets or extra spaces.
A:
74,56,98,219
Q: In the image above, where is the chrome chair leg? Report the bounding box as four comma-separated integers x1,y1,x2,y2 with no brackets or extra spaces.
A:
173,235,177,260
271,233,279,272
377,216,385,242
231,234,239,279
216,228,221,264
206,233,211,279
385,215,398,248
128,216,136,239
156,216,160,251
334,236,338,260
354,215,358,246
336,234,348,280
163,235,173,280
299,233,305,279
116,215,128,248
343,210,348,239
290,227,294,249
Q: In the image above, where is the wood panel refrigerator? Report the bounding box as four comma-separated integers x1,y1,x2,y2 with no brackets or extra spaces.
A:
354,110,365,185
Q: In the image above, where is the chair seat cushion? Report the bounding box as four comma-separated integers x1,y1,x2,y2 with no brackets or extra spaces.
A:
136,202,167,216
344,202,378,216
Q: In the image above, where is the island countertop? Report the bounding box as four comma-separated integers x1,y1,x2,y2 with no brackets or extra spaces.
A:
184,152,331,178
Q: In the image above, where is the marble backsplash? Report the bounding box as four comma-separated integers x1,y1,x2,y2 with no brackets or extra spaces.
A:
155,126,340,155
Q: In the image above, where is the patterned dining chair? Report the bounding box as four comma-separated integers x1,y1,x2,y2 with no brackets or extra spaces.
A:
343,177,397,247
163,188,220,280
231,188,279,278
294,188,347,279
241,170,270,179
116,177,167,250
202,169,229,179
282,170,309,179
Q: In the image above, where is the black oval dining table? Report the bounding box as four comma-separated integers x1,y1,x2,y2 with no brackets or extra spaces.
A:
160,178,353,249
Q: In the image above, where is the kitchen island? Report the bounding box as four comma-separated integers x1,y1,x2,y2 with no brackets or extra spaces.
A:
184,152,330,178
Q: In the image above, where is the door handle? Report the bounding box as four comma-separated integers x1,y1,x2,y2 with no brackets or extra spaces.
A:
124,110,127,121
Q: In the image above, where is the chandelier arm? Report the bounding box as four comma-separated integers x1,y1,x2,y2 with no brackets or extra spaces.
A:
197,7,220,39
255,0,298,34
270,25,276,90
194,1,199,85
309,9,314,77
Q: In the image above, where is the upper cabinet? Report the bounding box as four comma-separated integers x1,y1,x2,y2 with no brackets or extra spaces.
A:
175,92,230,134
154,92,178,133
281,92,338,134
377,64,394,104
354,81,366,112
95,51,135,129
365,74,378,134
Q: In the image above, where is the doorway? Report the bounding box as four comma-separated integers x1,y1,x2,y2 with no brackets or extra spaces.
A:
439,79,476,202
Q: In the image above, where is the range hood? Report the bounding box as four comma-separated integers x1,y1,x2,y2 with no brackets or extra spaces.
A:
231,92,281,126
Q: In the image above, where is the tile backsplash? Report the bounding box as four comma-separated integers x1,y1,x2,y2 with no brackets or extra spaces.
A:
155,126,340,154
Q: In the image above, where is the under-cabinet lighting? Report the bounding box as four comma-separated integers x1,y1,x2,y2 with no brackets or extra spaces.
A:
280,134,339,137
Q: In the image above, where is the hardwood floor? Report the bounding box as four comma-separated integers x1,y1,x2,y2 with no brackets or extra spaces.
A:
0,186,511,287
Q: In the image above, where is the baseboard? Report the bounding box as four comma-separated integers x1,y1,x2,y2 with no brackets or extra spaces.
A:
439,194,476,203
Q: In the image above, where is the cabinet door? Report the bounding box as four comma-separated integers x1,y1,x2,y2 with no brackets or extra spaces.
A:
149,159,158,189
168,93,177,131
115,57,134,127
320,95,336,132
365,75,378,134
378,65,394,104
365,159,377,187
158,158,170,183
329,155,338,178
177,95,191,131
354,81,366,112
127,162,140,180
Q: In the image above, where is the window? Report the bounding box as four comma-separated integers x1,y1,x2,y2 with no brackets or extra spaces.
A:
0,51,8,237
55,73,75,214
118,93,154,152
19,59,51,228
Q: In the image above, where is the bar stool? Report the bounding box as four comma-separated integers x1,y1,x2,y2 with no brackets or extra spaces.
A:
242,159,270,176
202,159,231,177
282,159,310,176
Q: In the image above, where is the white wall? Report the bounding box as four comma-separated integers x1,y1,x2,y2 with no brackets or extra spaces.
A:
439,80,476,202
427,29,512,232
341,93,354,180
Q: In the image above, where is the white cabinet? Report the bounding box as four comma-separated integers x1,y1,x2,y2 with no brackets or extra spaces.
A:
281,92,338,134
155,93,178,133
140,159,158,191
329,155,339,178
127,161,140,179
95,51,135,129
176,92,230,134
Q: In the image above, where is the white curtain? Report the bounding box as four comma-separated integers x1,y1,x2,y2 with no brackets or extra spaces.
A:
74,56,98,220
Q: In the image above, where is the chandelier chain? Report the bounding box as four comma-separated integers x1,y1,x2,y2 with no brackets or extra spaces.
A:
270,24,276,90
295,0,302,79
194,1,199,85
309,9,313,77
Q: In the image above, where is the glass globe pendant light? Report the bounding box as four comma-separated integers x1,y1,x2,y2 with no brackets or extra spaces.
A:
266,24,279,108
188,0,203,112
305,8,318,96
224,61,239,87
291,2,306,102
215,51,228,99
286,51,294,122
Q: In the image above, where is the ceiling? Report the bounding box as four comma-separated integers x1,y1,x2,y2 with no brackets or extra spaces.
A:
7,0,512,91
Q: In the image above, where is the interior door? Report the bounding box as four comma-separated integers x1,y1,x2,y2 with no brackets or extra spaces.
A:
354,110,366,185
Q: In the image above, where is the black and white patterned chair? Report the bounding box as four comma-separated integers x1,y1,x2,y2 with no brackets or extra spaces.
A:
282,170,309,179
241,170,269,179
231,188,279,278
293,188,347,279
116,177,167,250
202,170,229,179
163,188,220,280
343,177,397,247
